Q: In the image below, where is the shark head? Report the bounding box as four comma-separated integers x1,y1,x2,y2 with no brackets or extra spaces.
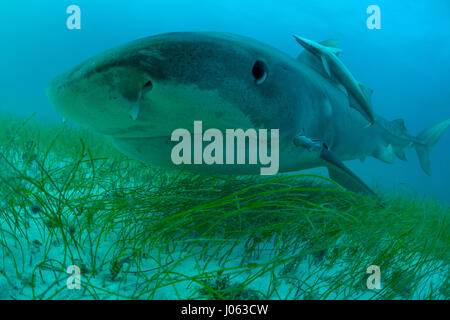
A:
47,32,304,140
47,49,154,137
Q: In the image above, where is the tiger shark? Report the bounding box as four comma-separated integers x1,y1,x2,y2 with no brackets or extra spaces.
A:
46,32,450,196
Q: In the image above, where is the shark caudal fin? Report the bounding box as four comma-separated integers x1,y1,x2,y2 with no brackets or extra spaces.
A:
414,119,450,175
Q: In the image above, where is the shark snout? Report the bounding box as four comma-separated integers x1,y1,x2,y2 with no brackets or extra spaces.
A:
46,72,74,117
46,57,159,137
46,66,114,131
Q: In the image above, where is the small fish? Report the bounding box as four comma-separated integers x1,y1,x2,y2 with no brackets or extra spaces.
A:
294,35,375,125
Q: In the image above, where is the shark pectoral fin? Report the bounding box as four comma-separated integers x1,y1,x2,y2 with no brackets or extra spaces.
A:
320,55,332,77
320,148,377,197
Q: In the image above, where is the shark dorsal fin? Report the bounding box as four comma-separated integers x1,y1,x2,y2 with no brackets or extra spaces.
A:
392,119,407,130
320,39,341,56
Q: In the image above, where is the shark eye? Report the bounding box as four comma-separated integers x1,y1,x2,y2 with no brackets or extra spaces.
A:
252,60,268,85
142,80,153,94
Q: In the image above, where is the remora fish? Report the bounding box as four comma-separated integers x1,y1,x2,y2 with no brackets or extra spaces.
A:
293,35,375,125
46,32,450,196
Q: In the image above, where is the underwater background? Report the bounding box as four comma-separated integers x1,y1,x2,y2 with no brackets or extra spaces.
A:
0,0,448,300
1,0,449,201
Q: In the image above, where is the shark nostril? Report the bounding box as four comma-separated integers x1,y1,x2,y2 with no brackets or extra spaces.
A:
143,80,153,93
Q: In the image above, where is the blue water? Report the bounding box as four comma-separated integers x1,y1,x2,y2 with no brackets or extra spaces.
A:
0,0,449,201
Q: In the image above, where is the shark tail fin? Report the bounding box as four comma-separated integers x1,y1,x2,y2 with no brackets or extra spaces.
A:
414,119,450,175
